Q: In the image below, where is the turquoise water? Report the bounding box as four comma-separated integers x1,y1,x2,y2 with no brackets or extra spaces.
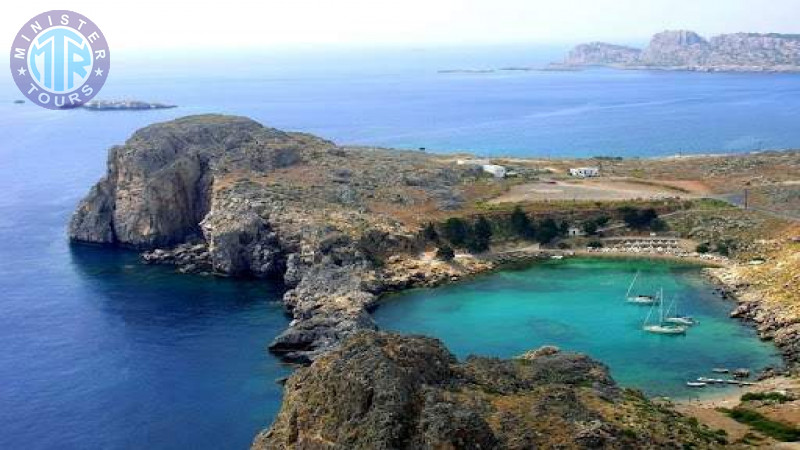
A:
373,258,782,399
0,47,797,448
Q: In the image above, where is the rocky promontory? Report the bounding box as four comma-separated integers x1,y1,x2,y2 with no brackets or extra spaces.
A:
69,114,491,363
560,30,800,72
253,331,721,449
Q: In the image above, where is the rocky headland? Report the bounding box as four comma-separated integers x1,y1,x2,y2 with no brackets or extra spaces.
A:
69,114,495,363
559,30,800,73
69,114,800,446
252,331,722,449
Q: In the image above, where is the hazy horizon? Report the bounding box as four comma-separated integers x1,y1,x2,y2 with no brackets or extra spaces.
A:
5,1,800,51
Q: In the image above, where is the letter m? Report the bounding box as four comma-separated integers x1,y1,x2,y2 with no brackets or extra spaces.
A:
14,48,25,59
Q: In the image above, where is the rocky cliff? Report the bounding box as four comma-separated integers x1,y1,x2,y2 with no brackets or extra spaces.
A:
70,115,490,362
560,30,800,72
253,332,722,449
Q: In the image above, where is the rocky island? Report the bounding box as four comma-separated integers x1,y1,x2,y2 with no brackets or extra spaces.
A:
82,100,177,111
557,30,800,73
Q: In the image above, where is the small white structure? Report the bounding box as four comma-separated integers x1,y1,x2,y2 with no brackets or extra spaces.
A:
482,164,507,178
567,226,585,237
569,167,600,178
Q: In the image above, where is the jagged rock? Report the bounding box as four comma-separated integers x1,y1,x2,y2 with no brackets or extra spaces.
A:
565,42,641,66
69,115,482,362
561,30,800,72
253,332,719,449
516,345,560,360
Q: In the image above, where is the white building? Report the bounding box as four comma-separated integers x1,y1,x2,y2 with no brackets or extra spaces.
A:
482,164,507,178
569,167,600,178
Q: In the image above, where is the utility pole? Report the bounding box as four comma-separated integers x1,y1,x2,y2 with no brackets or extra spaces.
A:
743,188,749,210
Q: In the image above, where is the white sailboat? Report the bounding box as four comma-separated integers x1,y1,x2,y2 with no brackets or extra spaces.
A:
625,270,656,305
664,296,697,326
643,288,688,335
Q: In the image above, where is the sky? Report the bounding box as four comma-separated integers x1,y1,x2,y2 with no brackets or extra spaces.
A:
3,0,800,51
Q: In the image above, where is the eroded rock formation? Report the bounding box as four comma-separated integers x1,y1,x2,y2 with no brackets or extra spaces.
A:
253,332,721,449
561,30,800,72
69,114,489,362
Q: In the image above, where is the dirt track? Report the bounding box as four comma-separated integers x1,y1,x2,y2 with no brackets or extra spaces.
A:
490,178,704,204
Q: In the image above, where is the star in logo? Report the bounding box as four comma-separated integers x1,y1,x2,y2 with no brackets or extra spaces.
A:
94,68,103,77
17,67,26,76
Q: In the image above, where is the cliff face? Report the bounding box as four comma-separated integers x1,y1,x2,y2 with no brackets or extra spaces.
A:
561,30,800,72
253,332,720,449
70,115,488,362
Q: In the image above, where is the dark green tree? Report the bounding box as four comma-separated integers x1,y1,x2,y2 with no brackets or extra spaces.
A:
467,216,493,253
441,217,470,247
582,220,599,236
422,222,438,242
436,245,455,261
559,221,570,237
509,206,535,239
595,216,610,227
536,218,560,243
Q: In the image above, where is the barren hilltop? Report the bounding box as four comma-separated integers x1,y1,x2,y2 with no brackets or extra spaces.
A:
559,30,800,73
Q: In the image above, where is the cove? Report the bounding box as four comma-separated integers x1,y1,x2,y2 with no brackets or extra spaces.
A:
373,257,782,398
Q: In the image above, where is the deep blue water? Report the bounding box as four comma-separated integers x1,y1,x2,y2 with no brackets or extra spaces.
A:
0,46,796,449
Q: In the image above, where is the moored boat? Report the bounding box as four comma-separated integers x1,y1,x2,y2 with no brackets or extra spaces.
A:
643,288,688,335
625,271,657,305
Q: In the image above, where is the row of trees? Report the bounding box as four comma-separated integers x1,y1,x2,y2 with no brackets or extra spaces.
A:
425,205,668,259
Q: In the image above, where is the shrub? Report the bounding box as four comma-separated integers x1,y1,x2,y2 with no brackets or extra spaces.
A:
721,407,800,441
695,243,710,253
741,392,793,403
436,245,455,261
619,206,660,230
422,222,438,242
536,218,560,243
582,220,599,236
587,240,604,249
441,218,470,246
509,206,535,239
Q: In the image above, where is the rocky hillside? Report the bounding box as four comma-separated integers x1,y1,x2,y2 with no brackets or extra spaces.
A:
253,332,722,449
69,115,496,363
561,30,800,72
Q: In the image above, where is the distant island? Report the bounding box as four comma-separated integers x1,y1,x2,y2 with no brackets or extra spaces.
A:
555,30,800,73
82,100,177,111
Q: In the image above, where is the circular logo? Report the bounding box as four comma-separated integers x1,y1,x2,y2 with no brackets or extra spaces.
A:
9,10,110,109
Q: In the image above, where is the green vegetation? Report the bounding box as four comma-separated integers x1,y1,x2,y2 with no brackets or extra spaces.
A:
741,391,794,403
509,206,536,239
587,240,604,249
440,218,470,247
423,222,438,242
695,243,710,253
436,245,455,261
582,220,599,236
719,407,800,441
619,206,660,230
467,216,493,253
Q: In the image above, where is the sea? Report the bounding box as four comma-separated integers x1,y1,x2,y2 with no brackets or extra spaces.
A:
0,45,795,449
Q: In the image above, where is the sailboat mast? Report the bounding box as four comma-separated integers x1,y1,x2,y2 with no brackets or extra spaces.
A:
626,271,639,298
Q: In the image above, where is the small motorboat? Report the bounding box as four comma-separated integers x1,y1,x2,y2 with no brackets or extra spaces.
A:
712,368,729,374
686,382,707,388
664,316,696,326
